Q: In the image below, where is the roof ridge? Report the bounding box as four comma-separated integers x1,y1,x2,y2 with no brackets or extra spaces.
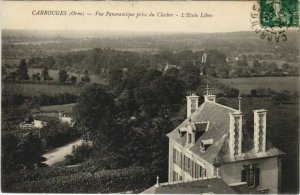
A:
207,101,238,112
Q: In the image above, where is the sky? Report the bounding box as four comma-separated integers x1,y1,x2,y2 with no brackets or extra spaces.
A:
2,1,256,33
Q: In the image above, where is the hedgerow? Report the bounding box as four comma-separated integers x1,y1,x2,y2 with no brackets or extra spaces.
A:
3,166,154,193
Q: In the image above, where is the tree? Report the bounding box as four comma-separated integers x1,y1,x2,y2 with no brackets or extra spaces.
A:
32,73,41,81
16,133,45,169
58,69,69,83
215,65,229,78
70,76,77,84
41,67,50,81
226,88,239,98
253,59,262,69
2,134,19,173
109,69,123,88
151,75,184,112
2,133,45,172
17,59,29,80
272,91,291,104
73,84,115,150
180,65,200,90
81,70,90,83
45,56,56,68
250,89,258,97
2,66,7,76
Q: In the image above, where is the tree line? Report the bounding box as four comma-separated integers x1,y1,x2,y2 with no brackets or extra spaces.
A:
13,48,299,79
2,59,91,84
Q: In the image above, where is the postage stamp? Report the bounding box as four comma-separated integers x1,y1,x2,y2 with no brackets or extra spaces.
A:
260,0,299,28
250,0,299,43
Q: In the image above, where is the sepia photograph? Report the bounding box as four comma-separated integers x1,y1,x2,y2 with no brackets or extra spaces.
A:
1,1,299,194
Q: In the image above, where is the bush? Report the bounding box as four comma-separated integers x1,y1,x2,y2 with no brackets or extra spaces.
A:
64,142,94,165
3,166,154,193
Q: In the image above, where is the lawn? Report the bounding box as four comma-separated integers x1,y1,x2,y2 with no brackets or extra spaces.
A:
40,103,77,113
217,76,299,94
2,83,83,96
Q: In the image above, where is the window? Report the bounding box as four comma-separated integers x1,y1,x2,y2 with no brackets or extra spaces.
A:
173,171,178,182
173,148,181,166
180,153,183,168
184,156,188,172
173,171,182,182
242,165,260,187
173,148,176,164
188,133,192,144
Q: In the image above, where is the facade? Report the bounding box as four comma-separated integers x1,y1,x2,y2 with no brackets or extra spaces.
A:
167,86,284,194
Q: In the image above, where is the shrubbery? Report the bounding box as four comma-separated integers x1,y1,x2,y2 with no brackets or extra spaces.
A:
3,166,154,193
64,142,94,165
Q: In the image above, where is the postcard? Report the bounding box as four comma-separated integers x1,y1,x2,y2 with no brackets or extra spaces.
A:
1,0,299,194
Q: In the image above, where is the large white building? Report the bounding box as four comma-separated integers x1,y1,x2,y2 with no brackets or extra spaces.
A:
166,86,284,194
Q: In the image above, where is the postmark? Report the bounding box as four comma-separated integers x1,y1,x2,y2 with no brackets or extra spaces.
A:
250,0,299,43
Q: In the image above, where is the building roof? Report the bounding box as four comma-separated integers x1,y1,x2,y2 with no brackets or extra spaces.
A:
230,183,259,194
142,178,237,194
34,114,59,123
167,100,284,165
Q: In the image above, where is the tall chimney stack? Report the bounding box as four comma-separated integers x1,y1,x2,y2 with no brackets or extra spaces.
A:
253,109,267,153
186,93,199,118
229,111,243,157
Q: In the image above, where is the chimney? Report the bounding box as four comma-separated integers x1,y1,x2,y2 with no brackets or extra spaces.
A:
186,93,199,118
229,111,243,157
253,109,267,153
203,84,216,102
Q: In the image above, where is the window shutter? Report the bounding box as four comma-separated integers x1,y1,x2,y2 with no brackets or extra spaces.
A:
173,148,176,163
241,170,246,182
255,168,260,187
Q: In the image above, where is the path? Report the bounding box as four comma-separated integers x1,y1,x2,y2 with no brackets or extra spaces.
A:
42,138,84,166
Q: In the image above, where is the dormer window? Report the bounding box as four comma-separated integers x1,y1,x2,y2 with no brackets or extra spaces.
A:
177,128,182,137
200,139,213,152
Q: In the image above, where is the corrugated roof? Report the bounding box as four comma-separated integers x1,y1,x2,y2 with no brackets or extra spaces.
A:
167,100,284,165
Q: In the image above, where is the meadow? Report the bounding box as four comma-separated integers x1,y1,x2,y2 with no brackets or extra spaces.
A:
5,68,109,85
40,103,76,113
217,76,299,94
2,83,83,96
28,68,109,85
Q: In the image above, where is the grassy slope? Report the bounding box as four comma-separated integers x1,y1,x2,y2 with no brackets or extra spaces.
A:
40,103,76,113
2,83,83,96
217,76,299,94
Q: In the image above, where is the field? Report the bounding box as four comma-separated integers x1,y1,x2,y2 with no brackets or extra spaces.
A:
2,83,83,96
5,68,109,85
28,68,108,85
40,103,76,113
218,76,299,94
